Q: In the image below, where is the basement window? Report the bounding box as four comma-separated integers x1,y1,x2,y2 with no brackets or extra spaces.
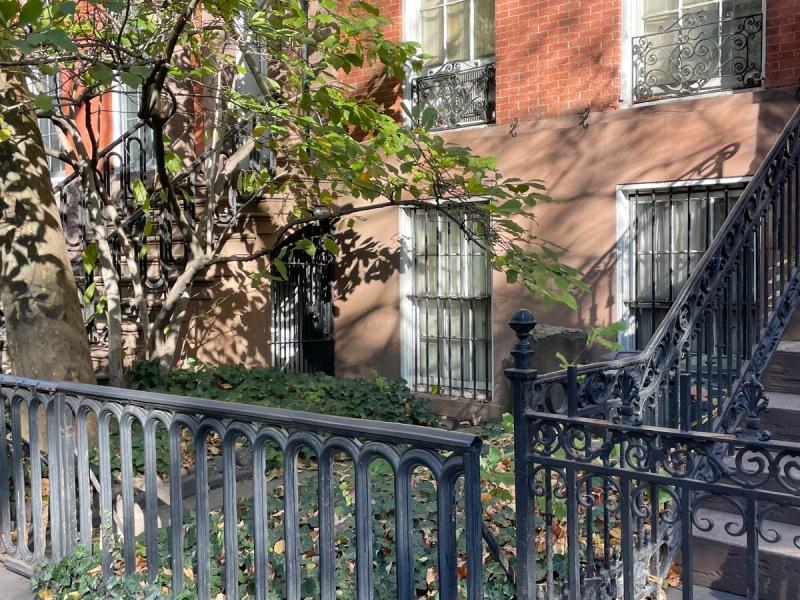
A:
621,181,748,349
402,206,492,400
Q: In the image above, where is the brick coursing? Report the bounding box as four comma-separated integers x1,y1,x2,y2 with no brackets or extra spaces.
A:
765,0,800,90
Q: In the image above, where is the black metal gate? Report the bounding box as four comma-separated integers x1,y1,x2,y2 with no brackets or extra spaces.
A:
270,226,335,375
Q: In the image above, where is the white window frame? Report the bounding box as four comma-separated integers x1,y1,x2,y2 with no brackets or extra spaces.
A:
399,203,494,400
404,0,494,68
112,83,156,171
620,0,766,108
616,176,751,350
28,70,67,182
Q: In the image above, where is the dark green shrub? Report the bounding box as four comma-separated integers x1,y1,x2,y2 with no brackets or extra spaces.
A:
128,362,440,426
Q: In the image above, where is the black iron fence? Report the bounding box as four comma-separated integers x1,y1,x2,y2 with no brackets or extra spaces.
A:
411,61,496,131
0,374,484,599
509,310,800,600
632,10,763,104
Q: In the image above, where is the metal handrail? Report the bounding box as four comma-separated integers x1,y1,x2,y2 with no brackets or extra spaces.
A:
535,103,800,422
0,373,480,451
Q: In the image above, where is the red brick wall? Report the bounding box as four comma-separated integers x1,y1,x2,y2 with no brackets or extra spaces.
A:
765,0,800,90
348,0,800,125
341,0,404,116
495,1,622,124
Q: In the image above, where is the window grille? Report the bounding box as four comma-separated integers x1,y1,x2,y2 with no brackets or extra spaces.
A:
270,226,335,375
626,183,746,349
406,206,492,400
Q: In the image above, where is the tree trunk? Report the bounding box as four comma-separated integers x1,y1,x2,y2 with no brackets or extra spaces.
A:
0,62,96,384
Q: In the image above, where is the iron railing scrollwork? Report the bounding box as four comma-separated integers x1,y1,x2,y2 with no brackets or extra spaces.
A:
0,374,485,599
510,104,800,599
52,119,273,344
509,312,800,599
632,10,763,104
411,61,496,130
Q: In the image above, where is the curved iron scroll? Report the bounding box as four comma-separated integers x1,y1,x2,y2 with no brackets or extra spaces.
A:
411,61,496,130
632,10,763,104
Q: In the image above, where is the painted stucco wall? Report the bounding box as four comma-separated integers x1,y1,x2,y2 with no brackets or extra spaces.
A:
327,86,800,415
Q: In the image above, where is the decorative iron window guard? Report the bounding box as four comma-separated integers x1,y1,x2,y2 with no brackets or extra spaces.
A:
411,60,496,130
632,10,763,104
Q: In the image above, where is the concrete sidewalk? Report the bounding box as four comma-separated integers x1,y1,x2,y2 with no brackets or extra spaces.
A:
0,567,32,600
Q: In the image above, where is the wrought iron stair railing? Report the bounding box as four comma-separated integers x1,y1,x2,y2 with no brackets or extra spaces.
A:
514,104,800,599
533,103,800,433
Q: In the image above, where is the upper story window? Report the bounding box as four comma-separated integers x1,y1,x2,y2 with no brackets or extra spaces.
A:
632,0,763,104
115,85,154,173
34,73,66,179
408,0,496,130
419,0,494,66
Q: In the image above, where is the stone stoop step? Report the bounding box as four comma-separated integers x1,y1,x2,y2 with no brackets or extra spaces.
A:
667,587,745,600
684,508,800,599
760,389,800,443
762,341,800,394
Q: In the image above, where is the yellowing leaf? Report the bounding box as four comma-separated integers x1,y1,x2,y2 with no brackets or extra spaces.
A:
273,539,285,554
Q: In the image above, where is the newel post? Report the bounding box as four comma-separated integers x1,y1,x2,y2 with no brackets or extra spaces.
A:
505,309,538,600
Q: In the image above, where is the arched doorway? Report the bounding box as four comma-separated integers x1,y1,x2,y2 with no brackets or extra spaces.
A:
270,224,335,375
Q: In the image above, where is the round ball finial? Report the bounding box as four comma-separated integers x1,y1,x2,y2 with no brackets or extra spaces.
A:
508,309,536,338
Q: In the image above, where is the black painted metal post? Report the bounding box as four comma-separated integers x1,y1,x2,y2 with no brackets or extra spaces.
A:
565,366,581,599
506,309,538,600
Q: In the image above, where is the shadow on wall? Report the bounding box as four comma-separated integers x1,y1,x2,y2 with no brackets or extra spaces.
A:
332,225,398,315
356,70,403,121
177,216,401,372
331,223,402,378
532,140,744,340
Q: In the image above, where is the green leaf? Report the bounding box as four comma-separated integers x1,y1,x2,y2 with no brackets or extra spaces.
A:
17,0,42,25
32,93,52,112
420,106,438,129
82,282,96,306
272,258,288,280
81,244,98,275
56,1,76,15
42,28,77,51
165,151,181,175
119,70,143,89
90,62,115,84
132,179,148,207
294,238,316,258
322,237,340,256
0,1,20,23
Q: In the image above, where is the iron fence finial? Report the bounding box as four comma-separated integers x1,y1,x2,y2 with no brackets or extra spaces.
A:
508,309,536,373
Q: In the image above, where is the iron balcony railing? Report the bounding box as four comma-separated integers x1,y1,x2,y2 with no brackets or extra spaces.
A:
632,10,763,104
0,374,484,599
411,61,496,131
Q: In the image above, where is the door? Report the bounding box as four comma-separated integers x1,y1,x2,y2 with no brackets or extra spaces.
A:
270,226,335,374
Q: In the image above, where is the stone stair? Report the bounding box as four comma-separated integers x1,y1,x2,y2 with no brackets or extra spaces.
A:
688,321,800,599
